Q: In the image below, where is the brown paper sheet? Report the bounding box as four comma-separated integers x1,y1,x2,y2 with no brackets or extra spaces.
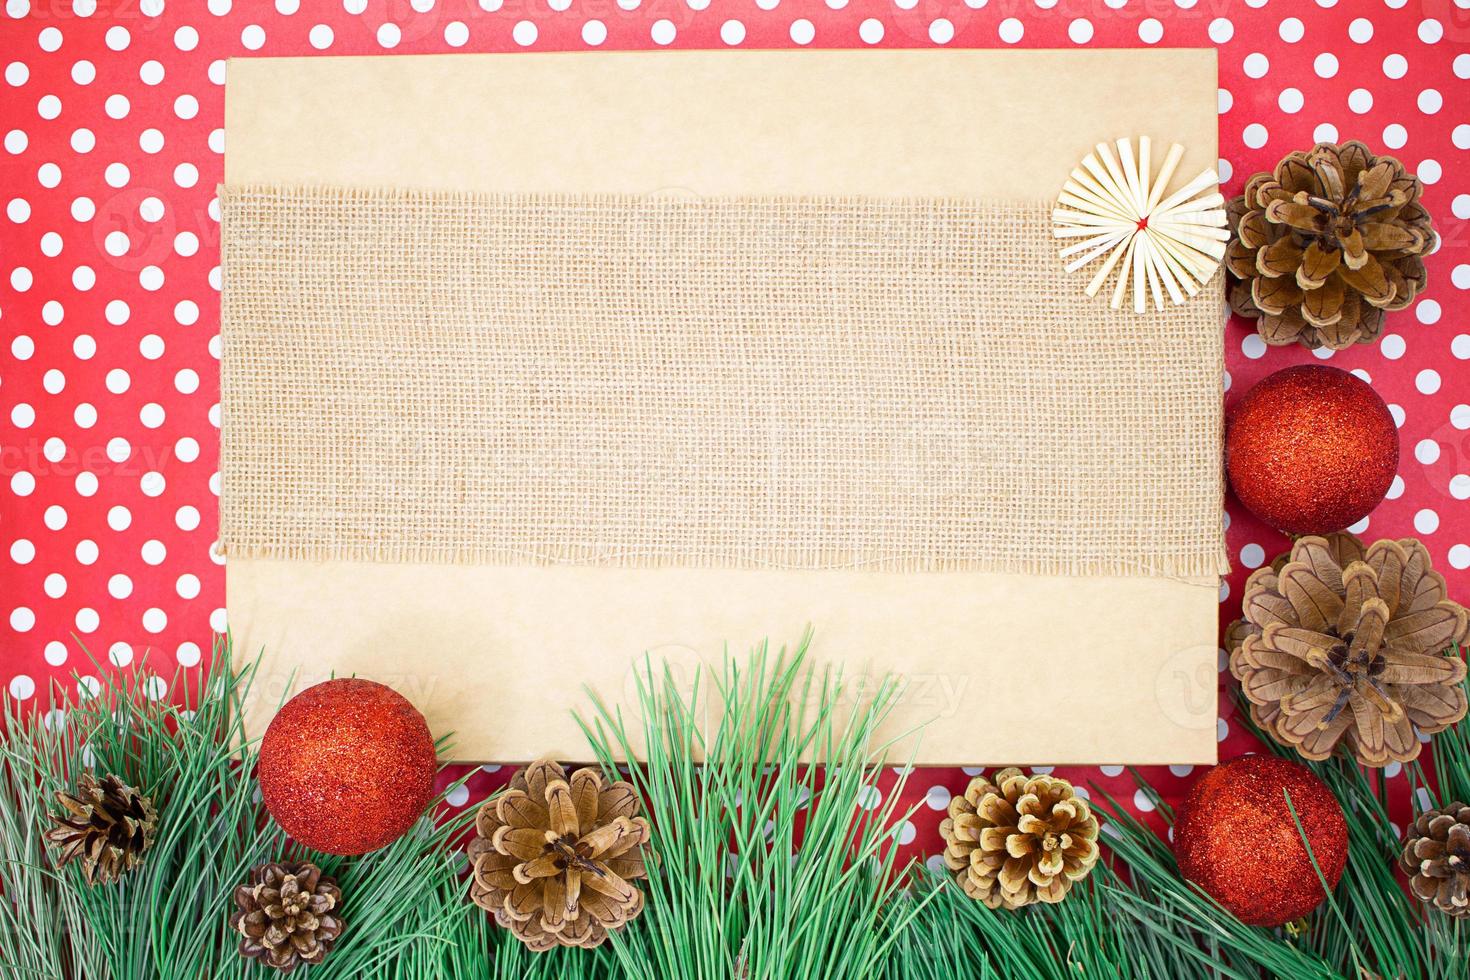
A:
224,49,1222,765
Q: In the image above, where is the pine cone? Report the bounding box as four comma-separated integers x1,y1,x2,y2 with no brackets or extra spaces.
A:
1400,802,1470,918
1228,533,1469,766
468,759,650,951
230,861,345,972
44,772,157,885
938,767,1100,910
1225,141,1435,350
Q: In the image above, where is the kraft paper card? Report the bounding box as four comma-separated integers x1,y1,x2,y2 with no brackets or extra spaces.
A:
222,49,1225,765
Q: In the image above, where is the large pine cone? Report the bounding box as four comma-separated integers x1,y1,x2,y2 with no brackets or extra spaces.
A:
1400,802,1470,918
939,767,1100,910
44,772,157,885
468,759,650,951
1228,533,1468,766
230,862,345,972
1225,141,1435,349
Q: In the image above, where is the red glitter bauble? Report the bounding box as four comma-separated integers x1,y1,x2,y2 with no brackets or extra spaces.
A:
1174,755,1348,927
259,678,437,856
1225,364,1398,535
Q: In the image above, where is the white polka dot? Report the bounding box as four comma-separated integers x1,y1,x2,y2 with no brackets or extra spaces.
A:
1418,19,1443,44
1314,52,1339,77
1348,88,1373,113
70,60,93,84
174,93,198,119
1387,475,1405,500
7,198,29,222
37,94,60,119
1068,18,1094,44
75,609,99,633
1278,88,1303,113
928,18,953,44
1217,88,1233,114
45,642,67,666
142,540,166,565
1415,299,1441,325
38,162,61,186
8,674,35,699
1241,334,1267,359
513,20,537,45
1451,405,1470,431
241,24,265,49
175,300,199,325
108,574,133,599
10,472,34,496
576,19,605,45
720,19,745,44
1415,439,1441,465
1243,53,1269,78
174,163,198,187
70,128,94,152
1383,53,1408,79
174,437,201,463
175,25,198,50
1240,543,1265,568
789,18,813,44
1383,124,1408,149
177,642,202,667
1418,160,1441,185
104,162,128,187
1418,89,1442,114
105,25,129,50
1389,403,1406,427
1458,53,1470,79
651,18,675,44
1243,123,1269,149
1280,18,1305,42
143,608,167,634
1455,196,1470,220
859,18,883,44
10,539,35,564
857,785,882,810
6,62,28,86
309,24,333,48
1380,334,1406,359
1207,17,1232,43
1347,17,1374,42
376,22,400,48
1451,475,1470,500
443,21,467,46
1415,509,1439,534
75,540,98,565
1454,126,1470,151
177,505,202,531
445,783,471,807
1449,545,1470,571
1417,370,1441,394
209,608,228,633
1137,18,1162,44
75,472,97,496
107,642,133,668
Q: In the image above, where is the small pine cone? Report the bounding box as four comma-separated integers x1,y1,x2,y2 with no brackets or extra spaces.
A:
938,768,1100,910
1400,802,1470,919
1227,533,1469,767
468,759,650,951
1225,140,1435,350
44,772,157,885
230,862,345,972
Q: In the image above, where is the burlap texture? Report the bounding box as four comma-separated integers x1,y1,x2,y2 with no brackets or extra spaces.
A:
219,185,1227,577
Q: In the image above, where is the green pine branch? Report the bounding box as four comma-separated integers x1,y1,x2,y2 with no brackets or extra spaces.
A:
3,637,1467,980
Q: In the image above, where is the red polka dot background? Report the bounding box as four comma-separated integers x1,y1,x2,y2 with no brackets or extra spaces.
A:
2,0,1467,862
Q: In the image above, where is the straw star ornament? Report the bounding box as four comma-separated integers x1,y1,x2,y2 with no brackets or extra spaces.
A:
1052,136,1228,313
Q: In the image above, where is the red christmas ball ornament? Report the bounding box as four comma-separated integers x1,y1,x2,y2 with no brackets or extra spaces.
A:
259,678,437,856
1174,755,1348,927
1225,364,1397,535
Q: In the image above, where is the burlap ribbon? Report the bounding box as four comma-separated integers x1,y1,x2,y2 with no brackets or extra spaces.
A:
220,185,1226,578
